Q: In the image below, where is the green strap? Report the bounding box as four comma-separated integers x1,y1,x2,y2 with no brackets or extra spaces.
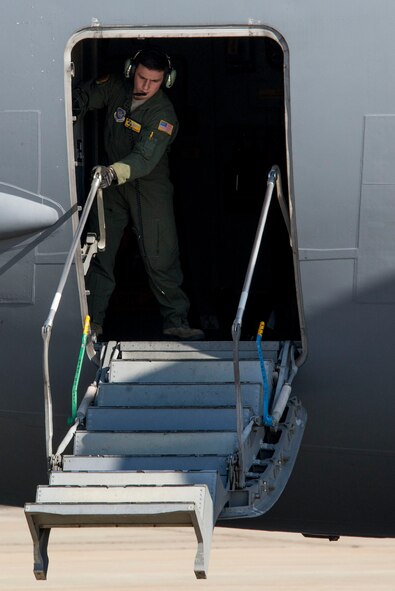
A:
68,316,91,425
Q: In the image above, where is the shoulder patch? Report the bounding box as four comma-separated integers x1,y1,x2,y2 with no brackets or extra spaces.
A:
114,108,126,123
96,74,110,85
158,120,174,136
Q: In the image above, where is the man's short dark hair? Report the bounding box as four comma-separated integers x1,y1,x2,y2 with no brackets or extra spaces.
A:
136,49,169,72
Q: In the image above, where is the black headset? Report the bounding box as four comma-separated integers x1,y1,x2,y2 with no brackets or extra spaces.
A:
124,49,176,88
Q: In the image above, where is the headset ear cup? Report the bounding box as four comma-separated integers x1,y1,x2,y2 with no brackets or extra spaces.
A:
124,58,132,78
125,50,142,78
165,68,177,89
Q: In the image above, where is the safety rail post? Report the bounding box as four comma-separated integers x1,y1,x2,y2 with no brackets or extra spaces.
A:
41,173,102,464
231,165,287,488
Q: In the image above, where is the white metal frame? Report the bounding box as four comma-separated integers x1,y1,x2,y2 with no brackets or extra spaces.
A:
63,24,306,361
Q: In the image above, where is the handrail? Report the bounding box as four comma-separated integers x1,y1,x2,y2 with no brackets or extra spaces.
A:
96,188,106,251
41,173,102,463
231,165,291,488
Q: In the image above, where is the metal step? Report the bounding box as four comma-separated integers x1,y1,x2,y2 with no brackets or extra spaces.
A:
63,454,230,478
49,469,220,491
37,484,207,503
45,471,228,521
86,407,251,432
25,482,217,580
116,340,279,362
109,359,270,384
96,382,262,416
73,430,238,456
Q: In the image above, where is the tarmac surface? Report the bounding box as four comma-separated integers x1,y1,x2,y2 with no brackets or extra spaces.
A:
2,505,395,590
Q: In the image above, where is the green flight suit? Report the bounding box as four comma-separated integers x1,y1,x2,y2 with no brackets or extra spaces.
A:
75,75,190,328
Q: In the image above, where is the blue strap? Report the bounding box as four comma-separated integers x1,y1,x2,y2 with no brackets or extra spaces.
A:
256,322,273,427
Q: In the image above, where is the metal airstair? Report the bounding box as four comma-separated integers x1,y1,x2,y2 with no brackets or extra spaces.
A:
25,166,307,580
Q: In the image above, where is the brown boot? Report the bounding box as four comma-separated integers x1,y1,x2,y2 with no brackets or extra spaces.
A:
163,322,205,341
90,322,103,342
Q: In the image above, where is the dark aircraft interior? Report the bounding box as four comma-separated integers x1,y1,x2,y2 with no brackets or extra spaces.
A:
71,35,301,343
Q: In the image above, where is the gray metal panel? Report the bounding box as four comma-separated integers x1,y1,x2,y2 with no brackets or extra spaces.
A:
0,250,35,304
362,115,395,185
74,431,238,456
86,407,250,432
62,455,229,476
299,259,355,314
356,115,395,303
0,111,40,192
109,359,270,385
96,382,262,416
357,184,395,303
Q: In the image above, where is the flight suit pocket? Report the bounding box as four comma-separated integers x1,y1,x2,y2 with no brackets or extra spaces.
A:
140,135,158,159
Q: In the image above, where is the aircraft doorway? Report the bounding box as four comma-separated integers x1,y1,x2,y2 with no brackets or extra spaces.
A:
70,31,302,343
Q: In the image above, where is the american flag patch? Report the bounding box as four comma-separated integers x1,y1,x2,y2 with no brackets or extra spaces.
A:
158,120,174,136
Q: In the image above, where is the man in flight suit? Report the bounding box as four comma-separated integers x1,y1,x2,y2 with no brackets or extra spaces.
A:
74,48,204,340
